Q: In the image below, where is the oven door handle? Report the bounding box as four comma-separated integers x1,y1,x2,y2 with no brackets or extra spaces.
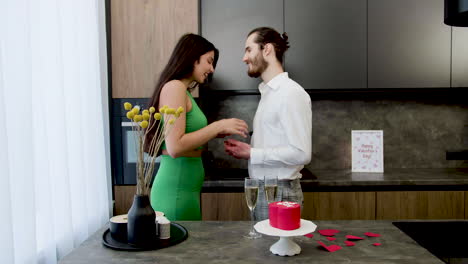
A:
121,121,138,127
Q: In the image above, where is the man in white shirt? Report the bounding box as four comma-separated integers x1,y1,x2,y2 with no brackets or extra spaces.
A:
224,27,312,220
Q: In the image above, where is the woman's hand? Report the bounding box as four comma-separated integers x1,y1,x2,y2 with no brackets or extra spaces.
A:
216,118,248,138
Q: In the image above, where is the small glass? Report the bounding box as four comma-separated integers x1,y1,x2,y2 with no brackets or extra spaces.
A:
244,177,261,239
264,176,278,204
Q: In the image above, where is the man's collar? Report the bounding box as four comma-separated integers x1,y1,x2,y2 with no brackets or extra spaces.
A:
258,72,288,93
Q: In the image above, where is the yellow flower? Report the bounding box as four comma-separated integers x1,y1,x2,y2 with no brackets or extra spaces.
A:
133,115,143,122
149,107,156,113
168,118,175,125
142,113,150,121
124,102,132,110
126,111,135,119
159,107,166,114
140,120,148,128
132,107,140,115
176,106,184,114
142,109,149,115
154,113,161,120
175,112,180,118
165,108,176,115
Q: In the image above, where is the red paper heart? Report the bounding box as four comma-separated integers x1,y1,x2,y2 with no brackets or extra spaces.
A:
326,237,337,241
317,241,342,252
318,229,340,236
373,243,382,246
344,241,355,246
304,233,314,238
365,232,381,237
346,235,364,240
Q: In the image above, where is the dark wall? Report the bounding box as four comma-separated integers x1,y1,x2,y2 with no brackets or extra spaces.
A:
201,93,468,170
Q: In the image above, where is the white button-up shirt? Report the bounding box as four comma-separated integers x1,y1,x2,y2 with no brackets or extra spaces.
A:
249,72,312,180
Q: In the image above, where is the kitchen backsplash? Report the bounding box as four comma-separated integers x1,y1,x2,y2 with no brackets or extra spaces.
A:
201,94,468,170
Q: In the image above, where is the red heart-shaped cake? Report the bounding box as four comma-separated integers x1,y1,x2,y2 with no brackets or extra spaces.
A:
269,201,301,230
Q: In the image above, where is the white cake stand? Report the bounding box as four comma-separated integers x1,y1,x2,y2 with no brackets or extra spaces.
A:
254,219,317,256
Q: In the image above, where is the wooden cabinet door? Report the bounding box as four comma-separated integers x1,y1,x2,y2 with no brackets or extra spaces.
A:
452,28,468,87
201,0,283,91
201,193,250,220
465,191,468,219
376,191,465,220
368,0,451,88
114,185,136,215
111,0,198,98
284,0,367,89
303,192,376,220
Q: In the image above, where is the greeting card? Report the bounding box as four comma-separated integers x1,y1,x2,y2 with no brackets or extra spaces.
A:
351,130,384,172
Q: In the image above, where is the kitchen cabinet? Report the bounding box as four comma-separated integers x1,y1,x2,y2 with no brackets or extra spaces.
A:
201,0,283,90
113,185,136,215
368,0,451,88
201,191,376,221
115,189,467,220
111,0,198,98
201,190,467,221
452,27,468,87
284,0,367,89
465,191,468,219
302,192,376,220
115,189,250,219
201,193,250,220
201,0,455,90
376,191,465,220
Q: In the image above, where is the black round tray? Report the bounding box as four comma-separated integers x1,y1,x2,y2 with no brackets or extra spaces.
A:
102,222,188,251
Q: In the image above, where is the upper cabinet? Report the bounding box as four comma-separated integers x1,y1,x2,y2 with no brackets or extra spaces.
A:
368,0,451,88
201,0,283,90
100,0,464,92
452,28,468,87
111,0,198,98
285,0,367,89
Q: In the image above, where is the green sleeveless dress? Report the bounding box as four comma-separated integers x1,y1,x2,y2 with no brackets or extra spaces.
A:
150,91,207,221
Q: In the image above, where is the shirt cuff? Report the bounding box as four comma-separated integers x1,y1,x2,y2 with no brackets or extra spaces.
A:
250,148,264,165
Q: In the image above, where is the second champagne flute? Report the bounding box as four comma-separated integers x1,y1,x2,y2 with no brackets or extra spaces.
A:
264,176,278,204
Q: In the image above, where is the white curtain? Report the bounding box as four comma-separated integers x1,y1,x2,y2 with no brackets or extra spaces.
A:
0,0,112,263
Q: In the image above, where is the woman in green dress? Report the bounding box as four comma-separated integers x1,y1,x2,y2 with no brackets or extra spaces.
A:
145,34,248,221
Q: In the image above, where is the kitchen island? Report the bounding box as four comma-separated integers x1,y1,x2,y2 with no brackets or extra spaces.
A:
59,220,444,264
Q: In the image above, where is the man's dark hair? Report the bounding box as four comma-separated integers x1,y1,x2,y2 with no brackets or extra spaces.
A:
248,27,290,63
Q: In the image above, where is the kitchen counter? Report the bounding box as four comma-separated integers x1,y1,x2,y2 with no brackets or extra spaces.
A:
202,168,468,192
59,220,444,264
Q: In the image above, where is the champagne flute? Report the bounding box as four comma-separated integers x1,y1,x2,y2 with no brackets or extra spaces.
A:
264,176,278,204
244,178,261,239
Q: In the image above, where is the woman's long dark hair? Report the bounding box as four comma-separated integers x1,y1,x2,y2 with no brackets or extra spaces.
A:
144,33,218,154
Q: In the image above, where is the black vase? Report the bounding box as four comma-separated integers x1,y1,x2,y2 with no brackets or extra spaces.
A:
127,195,156,246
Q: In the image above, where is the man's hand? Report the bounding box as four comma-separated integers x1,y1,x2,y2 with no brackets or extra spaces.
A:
224,138,251,160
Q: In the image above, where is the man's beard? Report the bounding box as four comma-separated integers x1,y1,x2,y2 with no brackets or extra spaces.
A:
247,53,268,78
